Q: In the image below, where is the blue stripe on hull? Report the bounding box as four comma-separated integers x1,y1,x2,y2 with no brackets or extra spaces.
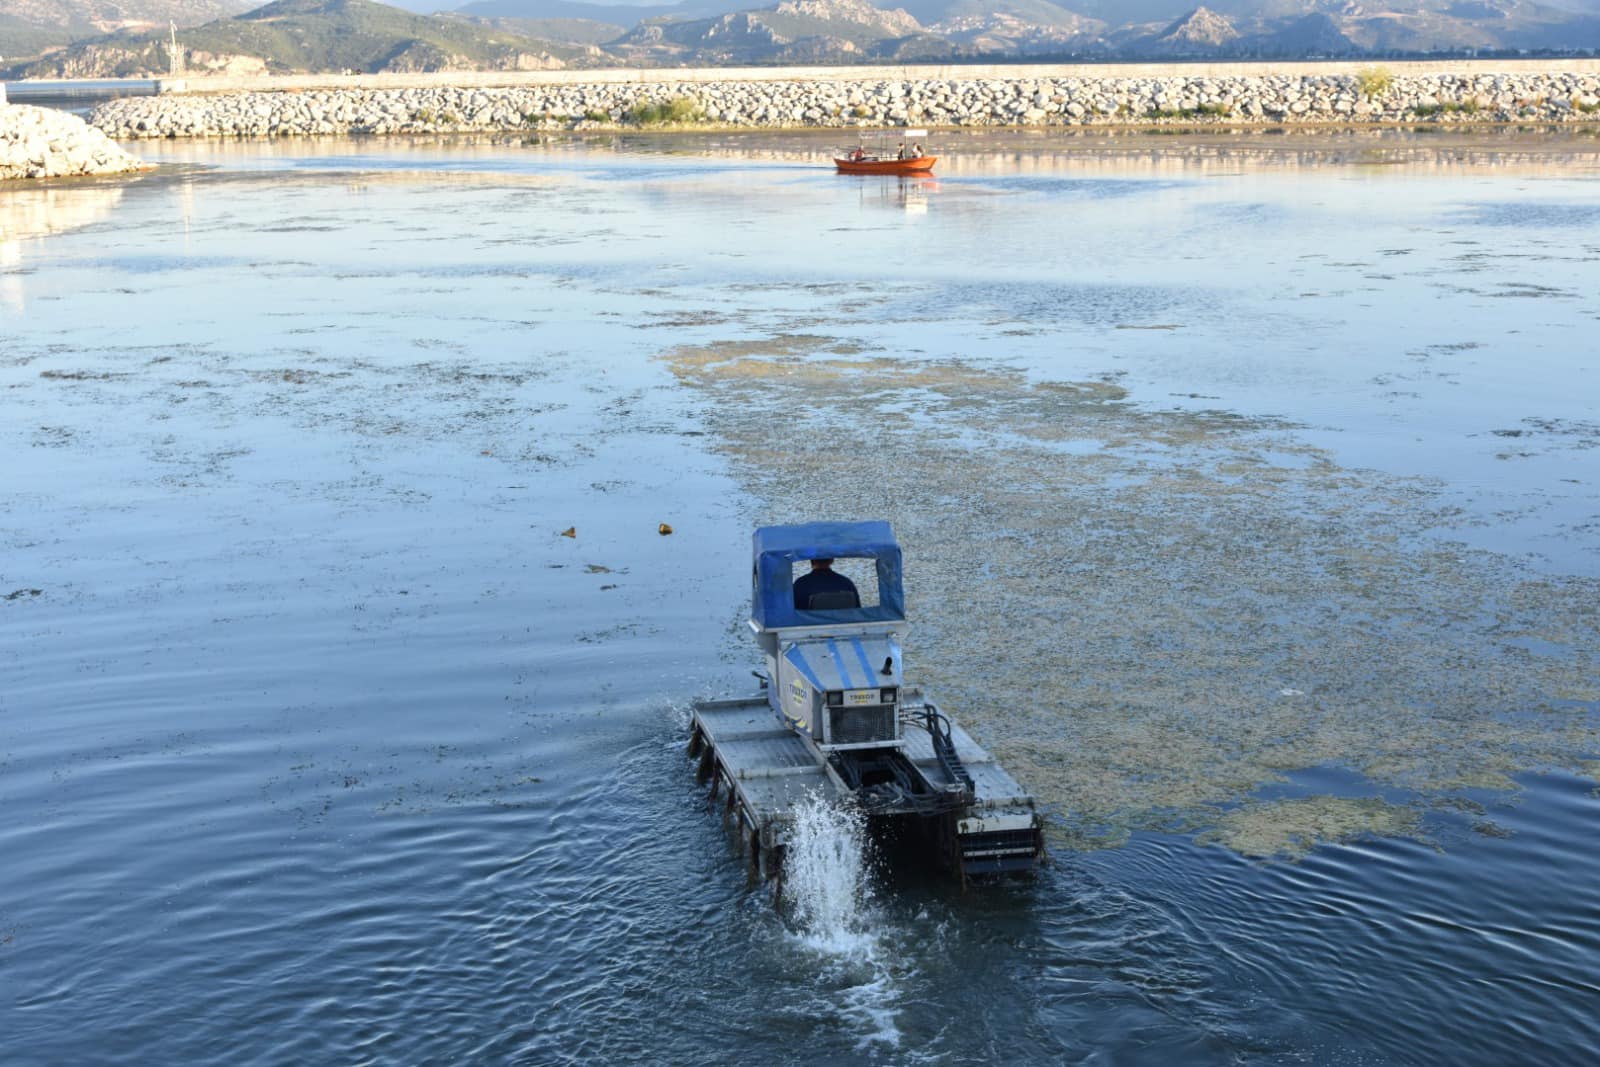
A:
785,646,825,691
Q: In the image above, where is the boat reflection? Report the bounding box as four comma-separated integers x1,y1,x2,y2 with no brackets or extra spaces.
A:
854,175,940,214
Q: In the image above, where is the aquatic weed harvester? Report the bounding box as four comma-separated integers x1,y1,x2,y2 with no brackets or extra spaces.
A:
689,522,1044,886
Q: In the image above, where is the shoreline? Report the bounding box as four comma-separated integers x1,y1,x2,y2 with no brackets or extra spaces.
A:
89,65,1600,141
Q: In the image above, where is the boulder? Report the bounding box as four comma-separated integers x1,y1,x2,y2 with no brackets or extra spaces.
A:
1,105,146,181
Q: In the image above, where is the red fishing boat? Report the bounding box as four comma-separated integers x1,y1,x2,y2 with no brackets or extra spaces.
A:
834,154,937,174
834,129,936,174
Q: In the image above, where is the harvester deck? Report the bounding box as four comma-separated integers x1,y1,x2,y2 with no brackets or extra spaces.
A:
690,691,1041,881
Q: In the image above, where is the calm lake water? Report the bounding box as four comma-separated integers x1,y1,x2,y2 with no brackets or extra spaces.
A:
2,129,1598,1064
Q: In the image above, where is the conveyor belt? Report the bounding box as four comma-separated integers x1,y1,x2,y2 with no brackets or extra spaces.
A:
900,717,1035,810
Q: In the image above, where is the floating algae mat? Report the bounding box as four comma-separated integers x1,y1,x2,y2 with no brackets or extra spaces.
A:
665,335,1600,857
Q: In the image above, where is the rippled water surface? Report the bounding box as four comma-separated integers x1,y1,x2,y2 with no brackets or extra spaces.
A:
3,130,1598,1064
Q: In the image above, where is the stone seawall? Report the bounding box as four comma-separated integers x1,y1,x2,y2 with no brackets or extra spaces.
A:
91,69,1600,139
2,104,146,180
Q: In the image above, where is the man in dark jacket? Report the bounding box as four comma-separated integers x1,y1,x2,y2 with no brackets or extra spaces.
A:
793,558,859,610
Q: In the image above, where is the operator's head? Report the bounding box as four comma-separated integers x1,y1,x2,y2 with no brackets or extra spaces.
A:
811,558,834,570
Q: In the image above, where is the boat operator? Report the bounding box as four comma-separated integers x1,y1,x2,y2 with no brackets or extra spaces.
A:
793,558,859,610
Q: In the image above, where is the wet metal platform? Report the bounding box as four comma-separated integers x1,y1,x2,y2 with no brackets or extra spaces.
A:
690,691,1041,880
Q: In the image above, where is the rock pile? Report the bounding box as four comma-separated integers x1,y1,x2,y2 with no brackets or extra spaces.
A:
90,70,1600,139
1,104,147,180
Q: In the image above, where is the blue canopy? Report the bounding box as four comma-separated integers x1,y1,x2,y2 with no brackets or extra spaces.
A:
752,521,905,629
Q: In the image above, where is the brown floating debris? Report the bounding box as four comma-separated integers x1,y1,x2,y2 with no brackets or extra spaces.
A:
661,335,1600,855
658,523,674,535
560,526,576,538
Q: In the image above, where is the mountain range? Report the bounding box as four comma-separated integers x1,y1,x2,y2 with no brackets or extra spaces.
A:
6,0,1600,78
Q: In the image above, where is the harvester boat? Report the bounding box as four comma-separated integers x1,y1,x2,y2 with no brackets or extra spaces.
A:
689,522,1043,886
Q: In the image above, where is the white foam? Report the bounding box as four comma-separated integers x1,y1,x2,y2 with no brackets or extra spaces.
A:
842,972,905,1051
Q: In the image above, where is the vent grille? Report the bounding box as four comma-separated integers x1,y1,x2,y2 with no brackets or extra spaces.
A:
828,705,896,745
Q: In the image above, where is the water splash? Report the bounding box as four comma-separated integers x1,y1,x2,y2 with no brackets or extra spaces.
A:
783,793,873,952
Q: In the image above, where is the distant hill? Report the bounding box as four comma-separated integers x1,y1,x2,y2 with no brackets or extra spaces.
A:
4,0,593,77
1333,0,1600,53
1065,0,1600,55
453,0,726,21
7,0,1600,77
443,12,627,45
1086,0,1600,58
905,0,1101,56
2,0,253,32
607,0,930,63
0,0,252,63
1136,5,1241,54
1,15,75,62
894,0,1087,22
1246,11,1357,56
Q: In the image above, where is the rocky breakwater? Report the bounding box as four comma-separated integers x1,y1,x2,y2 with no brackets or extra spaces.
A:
1,104,146,180
90,70,1600,138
